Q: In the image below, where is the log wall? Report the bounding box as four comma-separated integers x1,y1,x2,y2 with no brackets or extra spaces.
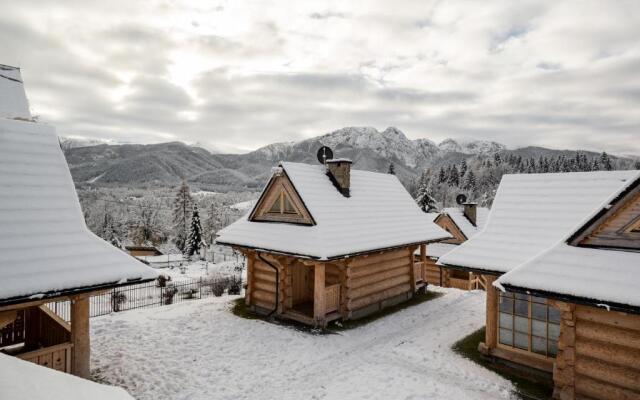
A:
345,247,414,314
553,302,640,400
250,256,279,311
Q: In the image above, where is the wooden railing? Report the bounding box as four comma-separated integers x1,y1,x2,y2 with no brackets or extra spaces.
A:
18,342,73,373
469,273,487,290
325,284,340,313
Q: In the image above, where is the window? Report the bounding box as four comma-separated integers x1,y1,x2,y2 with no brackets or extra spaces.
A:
627,217,640,233
267,191,301,216
498,291,560,357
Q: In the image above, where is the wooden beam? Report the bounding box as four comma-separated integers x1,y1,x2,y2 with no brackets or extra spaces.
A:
70,295,90,379
313,263,326,326
245,253,255,306
409,246,417,292
420,244,427,283
485,275,498,349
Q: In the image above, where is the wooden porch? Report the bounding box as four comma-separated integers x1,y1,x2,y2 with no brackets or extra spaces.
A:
0,295,91,377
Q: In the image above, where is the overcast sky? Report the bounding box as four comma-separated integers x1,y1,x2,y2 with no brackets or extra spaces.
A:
3,1,639,154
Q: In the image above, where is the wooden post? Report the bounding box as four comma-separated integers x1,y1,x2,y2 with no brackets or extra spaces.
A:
70,295,90,379
420,244,427,283
409,247,417,291
245,253,254,306
484,275,498,349
313,263,326,326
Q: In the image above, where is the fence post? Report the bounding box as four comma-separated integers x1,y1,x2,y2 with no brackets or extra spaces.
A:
199,278,203,299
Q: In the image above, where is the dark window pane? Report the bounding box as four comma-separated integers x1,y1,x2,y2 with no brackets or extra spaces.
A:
532,303,547,321
500,298,514,313
514,332,529,350
515,299,529,317
548,323,560,340
548,340,558,357
532,319,546,337
515,292,529,300
548,307,561,323
499,328,513,346
532,336,547,355
531,296,547,304
499,312,513,330
501,291,515,299
514,316,529,333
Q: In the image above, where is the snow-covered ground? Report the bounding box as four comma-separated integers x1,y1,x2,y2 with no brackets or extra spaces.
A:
91,288,514,400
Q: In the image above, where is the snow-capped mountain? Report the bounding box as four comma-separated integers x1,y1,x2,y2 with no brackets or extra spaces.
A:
252,126,504,168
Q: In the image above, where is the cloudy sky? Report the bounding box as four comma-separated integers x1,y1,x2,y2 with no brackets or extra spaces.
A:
3,1,639,154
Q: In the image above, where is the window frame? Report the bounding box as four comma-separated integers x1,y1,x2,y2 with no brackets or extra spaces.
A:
497,291,560,359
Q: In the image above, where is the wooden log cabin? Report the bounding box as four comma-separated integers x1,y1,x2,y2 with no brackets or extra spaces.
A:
216,159,451,327
420,204,489,290
439,170,640,400
0,75,157,379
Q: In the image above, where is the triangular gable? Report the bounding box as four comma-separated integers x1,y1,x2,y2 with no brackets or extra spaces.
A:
572,178,640,250
249,170,314,226
434,214,467,244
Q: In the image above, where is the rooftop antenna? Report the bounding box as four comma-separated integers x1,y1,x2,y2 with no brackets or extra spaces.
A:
456,193,468,205
316,146,334,165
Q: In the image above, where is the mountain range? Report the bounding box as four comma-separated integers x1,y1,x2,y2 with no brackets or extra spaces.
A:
62,126,623,192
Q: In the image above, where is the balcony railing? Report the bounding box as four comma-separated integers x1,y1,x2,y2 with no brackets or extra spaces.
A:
325,284,340,313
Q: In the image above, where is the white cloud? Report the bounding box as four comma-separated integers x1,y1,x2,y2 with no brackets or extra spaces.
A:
2,0,639,154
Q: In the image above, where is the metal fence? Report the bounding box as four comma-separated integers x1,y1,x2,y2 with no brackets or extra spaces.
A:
46,276,243,323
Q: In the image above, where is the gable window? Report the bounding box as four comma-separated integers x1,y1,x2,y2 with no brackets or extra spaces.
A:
498,291,560,357
267,191,300,216
626,217,640,233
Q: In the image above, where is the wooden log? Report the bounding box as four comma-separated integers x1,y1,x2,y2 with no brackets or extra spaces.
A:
254,260,278,273
252,290,276,304
575,374,640,400
253,271,276,283
576,306,640,331
576,337,640,369
253,299,275,311
347,257,410,280
575,356,640,392
70,295,90,379
253,280,276,293
348,248,410,269
347,265,410,289
485,275,498,349
409,246,417,291
350,274,410,300
348,283,411,310
577,320,640,350
314,263,326,324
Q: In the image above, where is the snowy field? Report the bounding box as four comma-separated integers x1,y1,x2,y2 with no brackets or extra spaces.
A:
91,288,515,400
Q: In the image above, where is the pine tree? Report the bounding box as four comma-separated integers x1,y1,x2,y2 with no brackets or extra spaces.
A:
463,170,477,192
448,165,460,186
591,158,600,171
415,172,437,213
459,159,467,178
438,166,446,183
204,201,224,244
172,181,193,252
185,204,204,257
600,152,613,171
387,162,396,175
634,160,640,170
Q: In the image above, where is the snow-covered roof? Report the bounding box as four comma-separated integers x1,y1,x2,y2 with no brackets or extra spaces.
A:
0,117,158,303
424,243,458,259
0,353,134,400
497,171,640,310
440,207,490,239
438,170,640,274
497,244,640,310
0,65,31,120
217,162,450,259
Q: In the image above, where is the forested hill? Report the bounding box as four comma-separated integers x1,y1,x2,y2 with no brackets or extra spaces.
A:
62,126,638,206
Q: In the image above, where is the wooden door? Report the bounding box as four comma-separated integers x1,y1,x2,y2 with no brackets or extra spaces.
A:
291,264,313,306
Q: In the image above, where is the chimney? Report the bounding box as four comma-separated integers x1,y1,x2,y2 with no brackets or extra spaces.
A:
326,158,352,197
463,202,478,227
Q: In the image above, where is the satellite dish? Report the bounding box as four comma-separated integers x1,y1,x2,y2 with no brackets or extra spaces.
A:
317,146,334,164
456,194,468,205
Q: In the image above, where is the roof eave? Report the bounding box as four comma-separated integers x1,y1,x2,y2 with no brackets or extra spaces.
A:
0,276,157,307
501,283,640,316
218,236,451,262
